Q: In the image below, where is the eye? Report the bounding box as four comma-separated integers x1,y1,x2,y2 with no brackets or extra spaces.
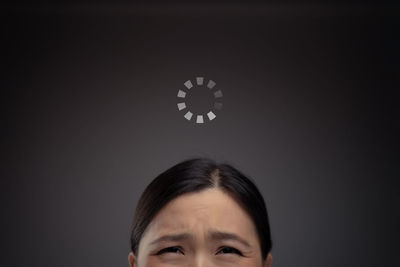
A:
217,246,243,256
156,246,184,255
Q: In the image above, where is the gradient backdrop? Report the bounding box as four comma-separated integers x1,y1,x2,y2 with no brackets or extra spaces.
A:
2,1,399,267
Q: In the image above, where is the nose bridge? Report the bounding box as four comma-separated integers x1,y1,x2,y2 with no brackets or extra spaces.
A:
193,251,212,267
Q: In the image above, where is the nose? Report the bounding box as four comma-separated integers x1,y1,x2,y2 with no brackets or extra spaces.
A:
192,253,213,267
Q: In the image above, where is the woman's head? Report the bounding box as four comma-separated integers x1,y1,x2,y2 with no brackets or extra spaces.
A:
129,158,272,267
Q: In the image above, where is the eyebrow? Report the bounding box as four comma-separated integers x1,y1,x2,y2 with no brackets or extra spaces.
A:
208,230,251,248
149,233,193,245
149,231,251,248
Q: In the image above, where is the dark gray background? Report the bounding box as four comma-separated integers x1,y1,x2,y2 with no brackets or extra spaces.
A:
2,1,399,267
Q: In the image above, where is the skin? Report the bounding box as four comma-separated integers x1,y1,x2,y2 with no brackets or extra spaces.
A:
128,188,272,267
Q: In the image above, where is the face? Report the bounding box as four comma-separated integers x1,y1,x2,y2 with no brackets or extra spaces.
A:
128,188,272,267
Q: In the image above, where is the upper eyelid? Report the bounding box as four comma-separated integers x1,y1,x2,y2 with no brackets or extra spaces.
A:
156,246,184,255
155,246,243,256
217,246,243,255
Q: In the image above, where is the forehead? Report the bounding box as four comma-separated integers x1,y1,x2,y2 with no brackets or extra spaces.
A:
140,188,258,244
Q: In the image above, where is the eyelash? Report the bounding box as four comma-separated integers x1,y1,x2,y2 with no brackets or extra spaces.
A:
217,246,243,256
156,246,184,255
155,246,243,256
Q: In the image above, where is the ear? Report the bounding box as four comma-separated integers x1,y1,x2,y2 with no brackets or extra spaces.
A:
128,252,137,267
263,253,273,267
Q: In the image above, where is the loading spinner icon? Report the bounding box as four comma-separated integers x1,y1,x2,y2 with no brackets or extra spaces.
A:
176,77,223,124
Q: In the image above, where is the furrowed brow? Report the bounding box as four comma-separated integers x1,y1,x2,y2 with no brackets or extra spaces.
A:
150,233,193,245
208,230,251,248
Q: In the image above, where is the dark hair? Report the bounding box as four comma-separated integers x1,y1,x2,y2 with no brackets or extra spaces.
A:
130,158,272,259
